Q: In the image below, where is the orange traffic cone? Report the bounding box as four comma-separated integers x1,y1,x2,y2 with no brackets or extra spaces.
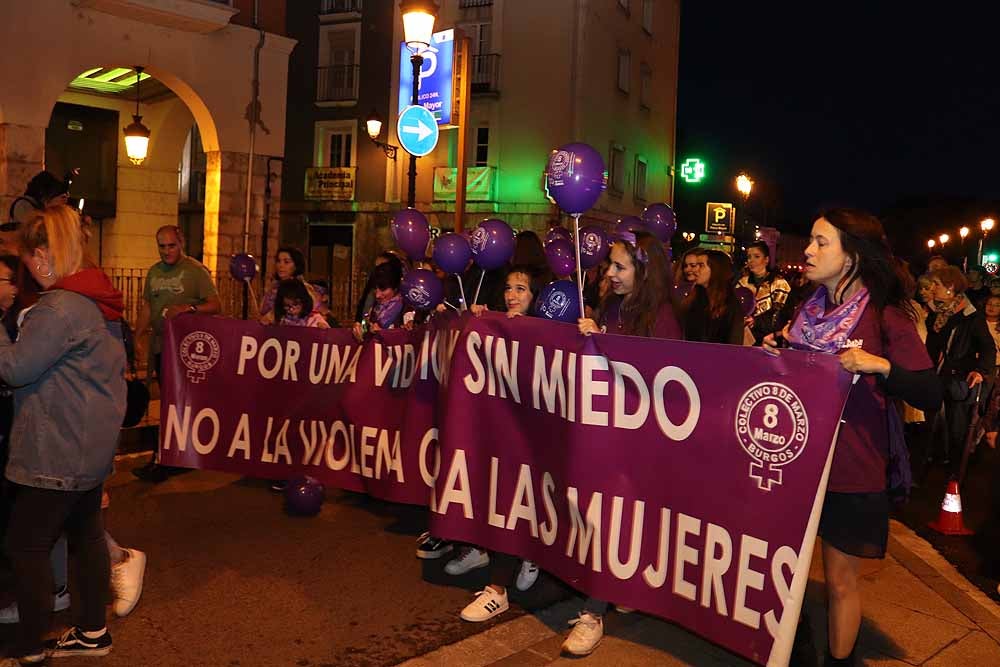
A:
928,480,974,535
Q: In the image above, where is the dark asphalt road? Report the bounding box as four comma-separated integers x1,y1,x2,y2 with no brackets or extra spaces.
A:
0,458,571,667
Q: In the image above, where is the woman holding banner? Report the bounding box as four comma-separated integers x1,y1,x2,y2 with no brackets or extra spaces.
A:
764,209,942,666
565,230,680,657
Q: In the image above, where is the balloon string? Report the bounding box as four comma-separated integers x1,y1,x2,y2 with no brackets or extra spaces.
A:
245,278,260,316
456,275,469,311
472,268,486,306
572,213,585,318
443,300,461,313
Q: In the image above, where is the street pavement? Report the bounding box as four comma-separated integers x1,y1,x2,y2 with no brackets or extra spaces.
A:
1,453,998,666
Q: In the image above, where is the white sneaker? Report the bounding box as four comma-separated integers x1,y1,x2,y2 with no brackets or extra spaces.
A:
111,548,147,617
444,547,489,575
0,587,70,624
562,611,604,656
515,560,539,591
460,587,509,622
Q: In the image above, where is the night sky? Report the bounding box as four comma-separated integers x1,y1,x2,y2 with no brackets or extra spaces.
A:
675,3,1000,261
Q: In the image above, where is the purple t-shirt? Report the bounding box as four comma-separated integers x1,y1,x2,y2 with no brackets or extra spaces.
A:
600,299,682,340
827,305,932,493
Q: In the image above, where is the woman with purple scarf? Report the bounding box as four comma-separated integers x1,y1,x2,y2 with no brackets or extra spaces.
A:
764,209,941,666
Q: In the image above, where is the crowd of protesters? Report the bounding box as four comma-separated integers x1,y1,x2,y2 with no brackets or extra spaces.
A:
0,170,983,666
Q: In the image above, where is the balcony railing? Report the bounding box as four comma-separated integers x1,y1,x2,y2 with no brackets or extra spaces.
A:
320,0,362,14
459,0,493,7
316,65,360,103
471,54,501,95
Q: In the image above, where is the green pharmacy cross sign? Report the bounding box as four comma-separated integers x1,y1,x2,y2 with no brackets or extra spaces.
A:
680,158,706,184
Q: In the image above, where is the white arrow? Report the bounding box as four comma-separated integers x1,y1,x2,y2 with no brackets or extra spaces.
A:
401,119,432,142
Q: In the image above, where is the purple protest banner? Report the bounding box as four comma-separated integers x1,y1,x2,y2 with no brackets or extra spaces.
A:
429,313,854,665
159,315,449,505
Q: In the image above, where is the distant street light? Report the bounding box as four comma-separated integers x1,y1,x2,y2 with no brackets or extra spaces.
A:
928,239,936,249
123,66,151,165
979,218,996,264
959,227,971,270
939,233,950,245
736,173,753,199
960,226,970,239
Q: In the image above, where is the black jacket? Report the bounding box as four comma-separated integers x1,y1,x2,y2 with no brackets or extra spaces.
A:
926,304,996,379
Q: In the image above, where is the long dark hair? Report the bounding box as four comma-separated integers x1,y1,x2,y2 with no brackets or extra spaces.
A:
274,278,313,322
682,250,734,320
600,230,673,337
820,208,915,318
274,246,306,279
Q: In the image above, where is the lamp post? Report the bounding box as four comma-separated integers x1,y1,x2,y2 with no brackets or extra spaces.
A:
400,0,437,209
927,239,936,251
959,226,970,270
979,217,995,265
939,233,949,247
365,111,398,160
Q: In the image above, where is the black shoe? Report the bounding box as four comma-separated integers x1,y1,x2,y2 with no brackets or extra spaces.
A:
415,532,453,559
132,461,169,483
270,480,288,493
45,626,112,658
823,648,856,667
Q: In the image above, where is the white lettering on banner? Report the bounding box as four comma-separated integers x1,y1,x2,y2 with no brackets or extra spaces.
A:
419,429,441,511
611,361,649,430
652,367,701,440
163,404,219,454
566,487,603,571
228,413,252,460
608,497,644,580
532,347,570,419
326,421,351,471
237,335,359,384
462,334,522,402
673,513,701,602
437,448,473,519
580,355,610,426
434,457,801,634
506,464,540,538
540,472,559,546
463,332,486,394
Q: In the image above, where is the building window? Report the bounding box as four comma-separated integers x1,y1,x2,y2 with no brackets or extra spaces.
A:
634,156,647,201
317,24,360,103
642,0,653,34
475,127,489,166
618,0,629,15
314,120,357,168
617,49,631,93
640,63,652,109
609,144,626,195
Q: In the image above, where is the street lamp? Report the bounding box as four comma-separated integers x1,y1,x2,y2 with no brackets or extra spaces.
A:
959,226,970,270
400,0,438,208
927,239,936,250
735,173,753,259
123,66,151,165
939,233,950,246
682,232,695,242
364,111,398,160
978,218,995,264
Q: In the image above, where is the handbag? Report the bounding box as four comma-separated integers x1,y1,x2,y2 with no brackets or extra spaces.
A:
119,319,150,428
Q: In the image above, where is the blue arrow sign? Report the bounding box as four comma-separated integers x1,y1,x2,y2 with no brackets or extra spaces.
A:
397,105,440,158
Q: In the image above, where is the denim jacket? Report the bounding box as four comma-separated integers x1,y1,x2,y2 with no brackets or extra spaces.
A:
0,289,126,491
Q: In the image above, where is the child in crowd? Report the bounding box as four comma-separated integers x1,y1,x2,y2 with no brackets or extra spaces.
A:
274,279,330,329
354,261,404,340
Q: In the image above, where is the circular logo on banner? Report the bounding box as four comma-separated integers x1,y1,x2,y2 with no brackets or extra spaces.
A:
179,331,221,384
734,382,809,490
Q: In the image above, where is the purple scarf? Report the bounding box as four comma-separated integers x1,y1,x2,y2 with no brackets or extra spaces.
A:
786,286,870,354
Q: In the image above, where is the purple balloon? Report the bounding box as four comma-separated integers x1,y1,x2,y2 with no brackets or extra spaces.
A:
672,281,694,302
615,216,644,237
578,225,609,269
545,227,572,245
642,203,677,242
470,219,516,270
401,268,444,311
545,143,607,214
535,280,582,323
229,253,257,282
285,476,325,516
545,238,576,277
391,208,431,259
735,285,756,317
432,233,472,275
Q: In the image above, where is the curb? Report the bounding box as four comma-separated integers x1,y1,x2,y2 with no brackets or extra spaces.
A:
887,519,1000,646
